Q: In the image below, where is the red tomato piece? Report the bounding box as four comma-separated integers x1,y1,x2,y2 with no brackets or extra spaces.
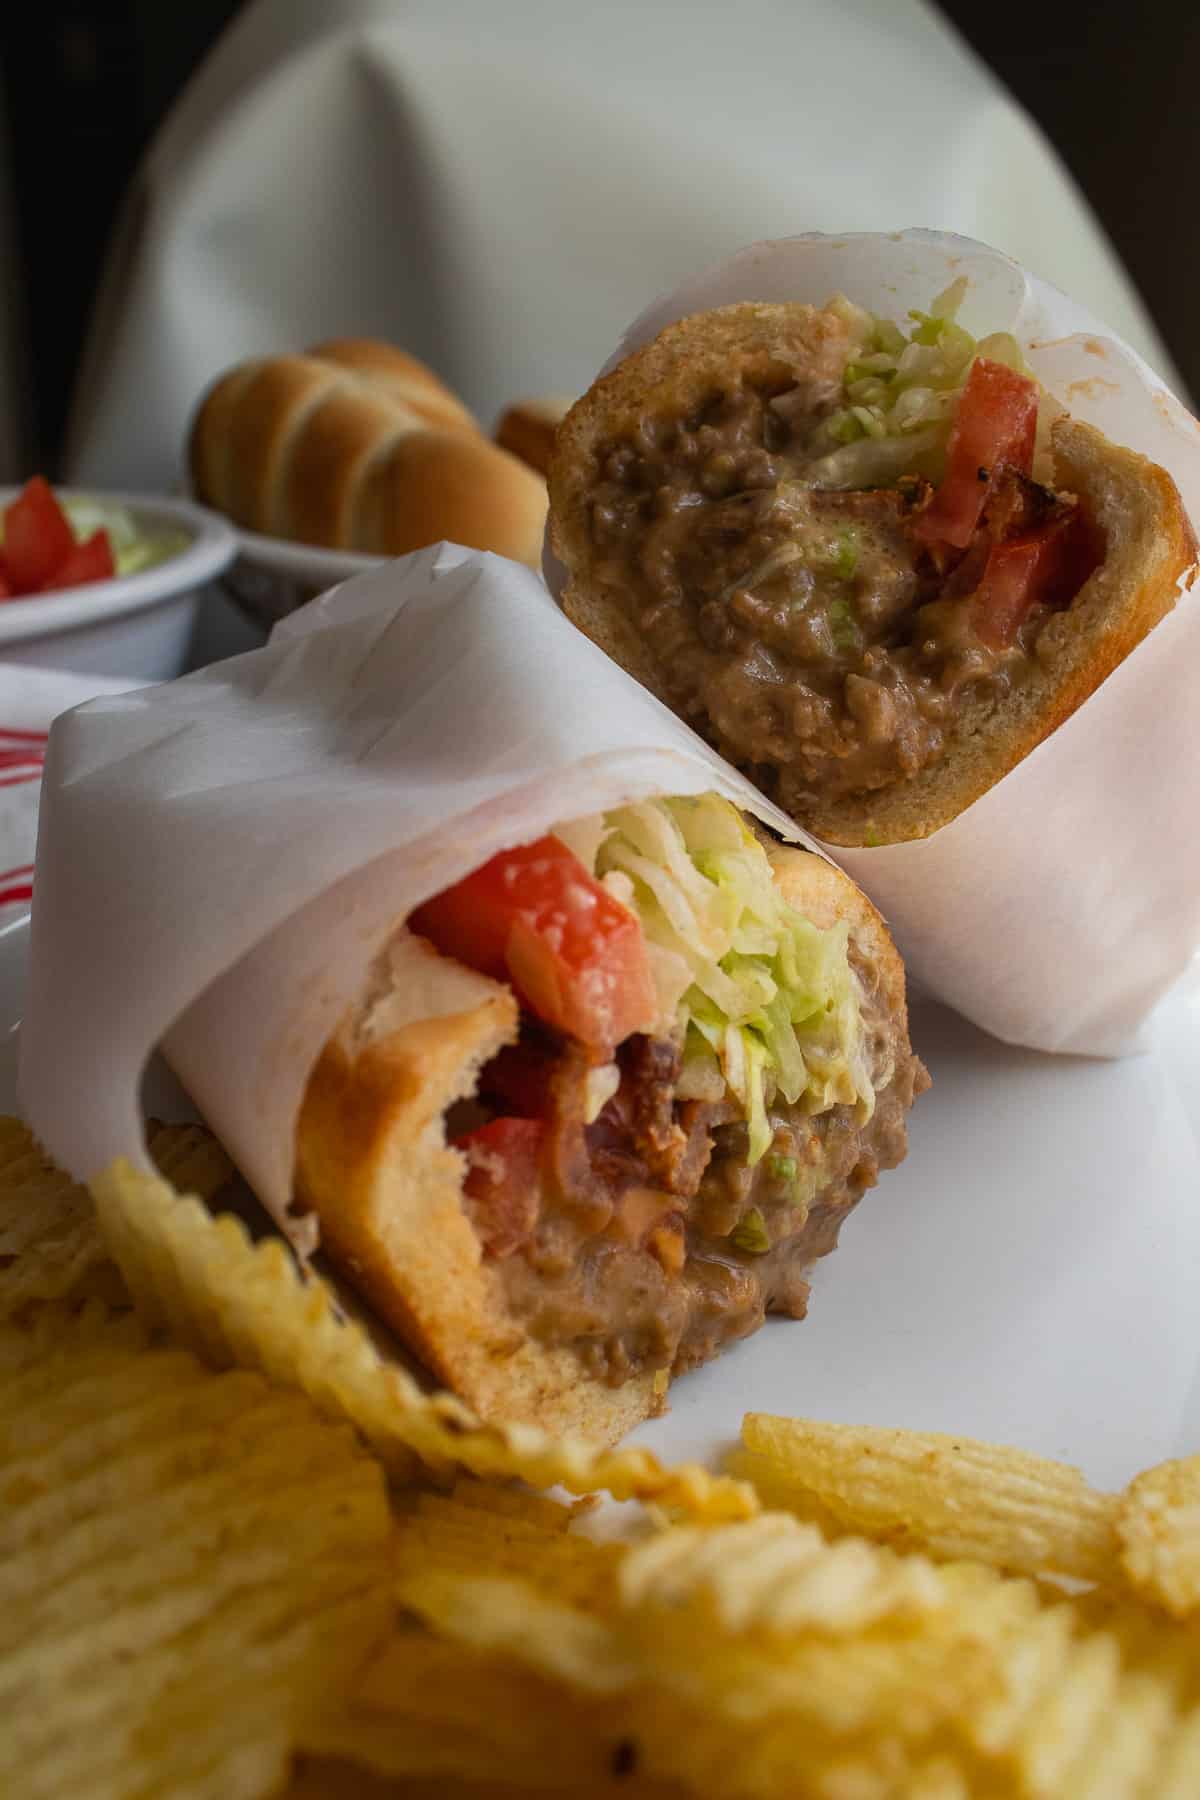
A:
971,512,1092,650
970,538,1047,651
3,476,76,591
410,836,657,1050
0,559,11,601
456,1116,544,1257
914,359,1039,550
39,528,115,592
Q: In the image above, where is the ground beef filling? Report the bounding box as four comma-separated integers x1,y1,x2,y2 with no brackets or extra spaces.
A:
586,377,1095,811
462,963,926,1387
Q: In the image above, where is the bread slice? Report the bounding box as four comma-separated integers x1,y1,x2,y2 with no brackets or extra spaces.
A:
548,304,1197,845
188,341,549,564
293,848,914,1443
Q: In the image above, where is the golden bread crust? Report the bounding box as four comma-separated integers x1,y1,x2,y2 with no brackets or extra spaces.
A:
352,429,550,566
303,338,478,436
196,356,338,533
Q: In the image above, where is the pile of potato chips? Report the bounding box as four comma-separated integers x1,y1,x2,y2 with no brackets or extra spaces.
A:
6,1119,1200,1799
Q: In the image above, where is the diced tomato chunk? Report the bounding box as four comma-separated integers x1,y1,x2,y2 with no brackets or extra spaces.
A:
3,476,76,591
0,559,11,601
456,1116,544,1257
914,359,1039,550
39,528,114,592
411,836,657,1050
970,538,1048,651
971,511,1095,650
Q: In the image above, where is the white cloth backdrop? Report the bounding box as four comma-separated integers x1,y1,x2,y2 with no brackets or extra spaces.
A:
66,0,1179,489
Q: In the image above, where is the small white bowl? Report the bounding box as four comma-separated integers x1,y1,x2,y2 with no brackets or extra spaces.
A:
222,526,385,633
0,489,238,680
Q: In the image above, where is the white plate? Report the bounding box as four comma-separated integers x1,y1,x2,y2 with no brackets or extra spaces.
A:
5,911,1198,1493
0,490,237,679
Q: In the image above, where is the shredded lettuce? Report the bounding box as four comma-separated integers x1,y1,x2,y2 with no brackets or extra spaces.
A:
574,793,873,1165
806,279,1030,491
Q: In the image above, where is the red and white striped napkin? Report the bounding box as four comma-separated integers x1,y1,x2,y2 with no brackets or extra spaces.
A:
0,666,143,927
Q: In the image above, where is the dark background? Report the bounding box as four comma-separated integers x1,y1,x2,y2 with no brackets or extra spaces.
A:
1,0,1195,473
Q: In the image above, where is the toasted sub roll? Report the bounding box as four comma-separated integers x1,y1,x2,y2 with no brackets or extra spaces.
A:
293,806,925,1443
189,341,549,566
548,303,1197,844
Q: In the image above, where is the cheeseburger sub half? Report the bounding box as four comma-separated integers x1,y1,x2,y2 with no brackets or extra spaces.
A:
549,286,1196,844
293,793,926,1442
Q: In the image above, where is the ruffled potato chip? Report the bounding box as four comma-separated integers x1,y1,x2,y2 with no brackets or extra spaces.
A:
352,1476,1200,1799
307,1627,966,1800
1154,1707,1200,1800
346,1563,1200,1798
0,1116,122,1317
91,1159,756,1519
397,1483,625,1613
0,1306,391,1800
147,1116,237,1197
733,1416,1121,1584
1117,1455,1200,1618
385,1500,1024,1755
0,1116,233,1321
2,1132,1195,1798
617,1514,945,1635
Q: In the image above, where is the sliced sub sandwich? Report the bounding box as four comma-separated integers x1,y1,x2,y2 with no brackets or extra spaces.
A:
293,792,927,1442
548,289,1196,844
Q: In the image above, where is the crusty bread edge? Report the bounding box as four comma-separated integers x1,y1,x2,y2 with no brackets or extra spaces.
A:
293,849,906,1445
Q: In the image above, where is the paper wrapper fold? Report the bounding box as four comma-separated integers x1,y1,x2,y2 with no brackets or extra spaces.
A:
19,544,814,1237
548,230,1200,1056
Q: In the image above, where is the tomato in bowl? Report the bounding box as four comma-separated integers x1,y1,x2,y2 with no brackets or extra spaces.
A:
0,481,237,678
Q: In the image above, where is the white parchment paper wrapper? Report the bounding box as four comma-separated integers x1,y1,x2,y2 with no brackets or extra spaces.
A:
548,230,1200,1057
19,543,819,1230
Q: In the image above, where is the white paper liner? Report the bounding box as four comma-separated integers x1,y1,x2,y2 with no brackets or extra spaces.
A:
547,230,1200,1056
20,543,821,1228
